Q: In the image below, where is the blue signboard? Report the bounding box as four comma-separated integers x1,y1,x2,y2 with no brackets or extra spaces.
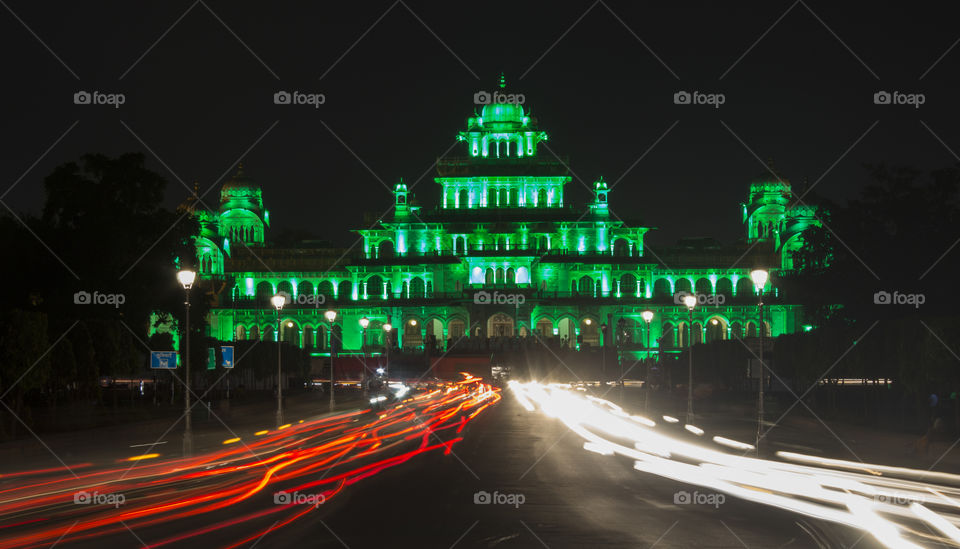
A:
221,346,234,369
151,351,178,369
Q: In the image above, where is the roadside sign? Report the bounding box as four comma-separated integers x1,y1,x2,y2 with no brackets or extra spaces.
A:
221,346,234,369
151,351,178,369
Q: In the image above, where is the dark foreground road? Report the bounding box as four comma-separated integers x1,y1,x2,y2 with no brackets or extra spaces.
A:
6,378,955,548
266,385,875,549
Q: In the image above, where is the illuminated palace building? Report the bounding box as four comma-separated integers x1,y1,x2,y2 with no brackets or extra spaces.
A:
188,92,818,363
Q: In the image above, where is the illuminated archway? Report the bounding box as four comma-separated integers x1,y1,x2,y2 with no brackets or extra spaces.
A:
579,318,599,347
535,317,553,337
487,313,515,337
705,316,728,342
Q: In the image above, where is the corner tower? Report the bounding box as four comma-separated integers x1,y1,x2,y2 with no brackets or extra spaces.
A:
219,163,269,246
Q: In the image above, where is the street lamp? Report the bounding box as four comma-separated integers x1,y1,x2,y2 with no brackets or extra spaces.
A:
750,268,769,454
325,309,337,412
682,294,697,423
271,293,286,427
641,310,654,413
359,316,370,393
383,323,393,382
176,269,195,456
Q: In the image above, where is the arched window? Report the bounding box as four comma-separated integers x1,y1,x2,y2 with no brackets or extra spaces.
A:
256,281,274,307
297,281,314,300
236,326,246,341
496,267,504,284
577,277,594,295
249,326,260,340
506,267,515,285
455,236,466,255
485,268,494,285
410,277,425,298
510,188,519,206
486,188,494,206
731,322,743,340
303,326,315,348
458,189,468,208
675,278,692,294
337,280,353,301
516,266,530,284
319,280,334,300
620,273,638,296
736,277,754,298
695,278,712,296
367,275,384,299
613,239,630,256
378,240,395,258
716,278,733,299
653,279,671,298
537,188,547,207
277,280,294,299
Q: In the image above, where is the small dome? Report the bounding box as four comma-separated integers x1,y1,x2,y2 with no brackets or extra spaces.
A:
222,163,259,193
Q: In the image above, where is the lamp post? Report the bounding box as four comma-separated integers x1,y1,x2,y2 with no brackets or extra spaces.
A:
359,316,370,394
271,293,286,427
383,323,393,382
325,309,337,412
641,310,654,413
683,294,697,423
176,269,196,457
750,268,769,455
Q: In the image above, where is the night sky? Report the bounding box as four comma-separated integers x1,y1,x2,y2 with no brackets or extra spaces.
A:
2,1,958,248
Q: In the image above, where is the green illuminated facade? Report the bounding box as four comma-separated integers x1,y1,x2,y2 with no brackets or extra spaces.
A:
187,91,819,361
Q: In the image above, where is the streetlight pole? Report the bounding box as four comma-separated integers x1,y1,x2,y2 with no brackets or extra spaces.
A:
751,269,769,455
176,269,196,457
641,310,654,413
683,294,697,424
325,310,337,413
359,316,370,395
383,322,393,383
271,294,287,427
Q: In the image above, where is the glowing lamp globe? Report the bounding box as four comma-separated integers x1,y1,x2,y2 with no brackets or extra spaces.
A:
177,269,196,290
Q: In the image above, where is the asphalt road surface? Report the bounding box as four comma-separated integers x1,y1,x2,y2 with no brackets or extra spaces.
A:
2,377,953,548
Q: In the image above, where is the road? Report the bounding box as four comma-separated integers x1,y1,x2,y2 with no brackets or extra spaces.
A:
2,377,958,548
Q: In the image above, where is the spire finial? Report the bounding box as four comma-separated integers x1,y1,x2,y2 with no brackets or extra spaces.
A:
498,72,506,89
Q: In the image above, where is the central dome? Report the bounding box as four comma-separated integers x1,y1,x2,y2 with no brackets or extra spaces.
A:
481,102,525,124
